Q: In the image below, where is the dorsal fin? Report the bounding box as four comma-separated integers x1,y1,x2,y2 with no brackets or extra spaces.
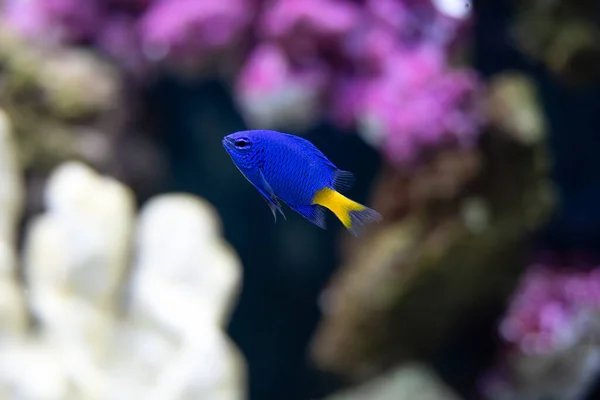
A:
332,169,355,193
282,133,337,169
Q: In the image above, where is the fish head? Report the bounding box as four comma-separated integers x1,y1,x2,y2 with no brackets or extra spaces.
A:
222,130,263,169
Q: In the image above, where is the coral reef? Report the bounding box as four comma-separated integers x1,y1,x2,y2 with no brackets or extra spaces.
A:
310,72,555,381
480,259,600,400
0,0,482,166
0,110,246,400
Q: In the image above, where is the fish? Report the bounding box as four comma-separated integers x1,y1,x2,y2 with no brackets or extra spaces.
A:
222,129,382,236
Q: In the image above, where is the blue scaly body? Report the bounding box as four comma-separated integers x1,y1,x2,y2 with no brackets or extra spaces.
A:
222,129,381,235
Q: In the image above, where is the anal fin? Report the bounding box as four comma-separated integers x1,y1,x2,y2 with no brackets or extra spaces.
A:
288,204,327,229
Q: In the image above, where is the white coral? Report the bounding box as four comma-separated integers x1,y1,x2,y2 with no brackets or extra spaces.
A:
0,112,246,400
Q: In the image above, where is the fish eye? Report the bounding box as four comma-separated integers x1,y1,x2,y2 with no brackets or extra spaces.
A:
234,138,250,149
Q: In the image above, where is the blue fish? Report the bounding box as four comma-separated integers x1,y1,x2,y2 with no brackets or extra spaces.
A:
222,129,382,235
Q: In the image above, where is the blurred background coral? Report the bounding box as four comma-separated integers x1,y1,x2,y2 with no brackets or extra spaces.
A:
0,0,599,399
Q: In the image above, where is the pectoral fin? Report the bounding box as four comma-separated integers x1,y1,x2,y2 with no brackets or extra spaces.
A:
259,192,286,223
255,168,286,222
234,164,286,222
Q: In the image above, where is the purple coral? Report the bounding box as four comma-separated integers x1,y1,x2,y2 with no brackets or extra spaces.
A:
499,262,600,354
1,0,483,165
138,0,252,63
235,43,329,129
262,0,359,40
354,45,482,163
236,0,482,164
2,0,253,69
481,256,600,400
259,0,360,63
2,0,103,42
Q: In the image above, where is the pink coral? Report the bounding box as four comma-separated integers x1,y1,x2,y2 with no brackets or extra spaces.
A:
365,0,411,33
2,0,52,40
3,0,103,42
235,43,329,129
259,0,360,66
351,45,482,163
261,0,360,39
250,0,482,164
42,0,103,41
237,44,328,96
1,0,483,164
480,256,600,400
138,0,252,62
97,15,147,74
499,263,600,355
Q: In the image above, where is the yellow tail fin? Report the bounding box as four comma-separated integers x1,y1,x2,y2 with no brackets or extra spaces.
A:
312,187,382,236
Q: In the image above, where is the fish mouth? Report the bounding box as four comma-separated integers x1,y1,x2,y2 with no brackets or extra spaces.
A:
222,136,235,149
